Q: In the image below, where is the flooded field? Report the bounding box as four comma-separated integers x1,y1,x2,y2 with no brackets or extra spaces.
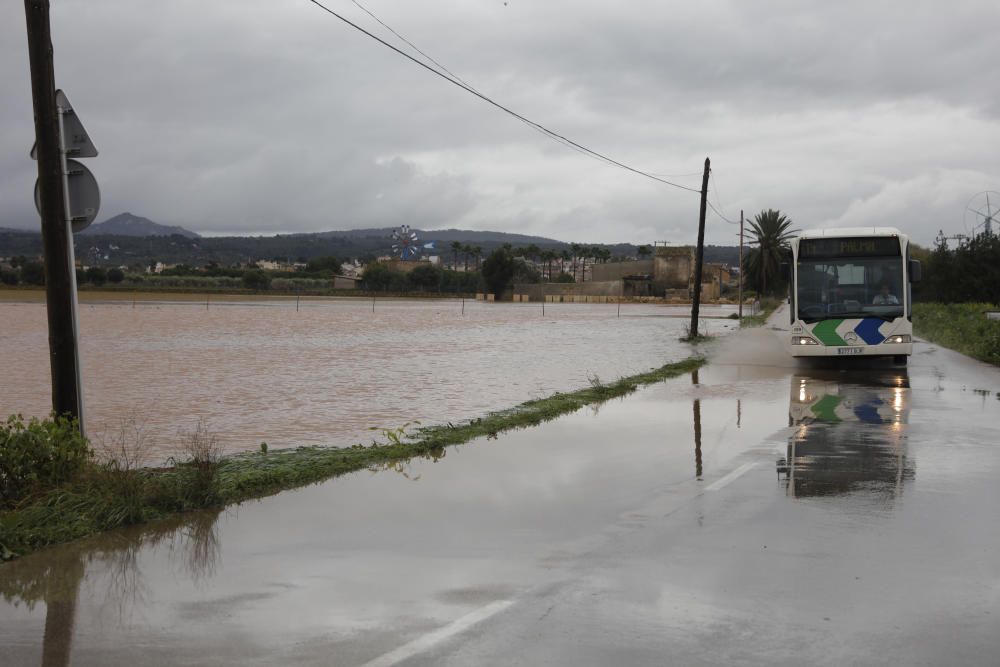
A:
0,294,737,460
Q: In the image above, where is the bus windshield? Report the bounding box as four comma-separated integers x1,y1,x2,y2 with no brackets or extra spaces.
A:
796,256,904,322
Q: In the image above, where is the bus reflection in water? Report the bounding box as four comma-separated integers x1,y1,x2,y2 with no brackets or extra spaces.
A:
779,373,915,500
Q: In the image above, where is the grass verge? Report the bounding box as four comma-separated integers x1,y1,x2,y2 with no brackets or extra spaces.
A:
1,356,705,561
913,303,1000,366
739,297,782,328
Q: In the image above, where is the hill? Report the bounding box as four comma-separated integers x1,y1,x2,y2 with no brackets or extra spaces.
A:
0,214,740,269
80,212,200,239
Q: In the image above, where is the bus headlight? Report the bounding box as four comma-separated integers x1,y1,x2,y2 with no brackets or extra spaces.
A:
792,335,819,346
883,335,911,344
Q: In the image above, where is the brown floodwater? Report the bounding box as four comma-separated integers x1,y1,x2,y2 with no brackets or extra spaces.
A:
0,294,737,460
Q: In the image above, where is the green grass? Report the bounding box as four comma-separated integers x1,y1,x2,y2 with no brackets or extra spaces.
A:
0,356,705,561
739,297,782,328
913,303,1000,366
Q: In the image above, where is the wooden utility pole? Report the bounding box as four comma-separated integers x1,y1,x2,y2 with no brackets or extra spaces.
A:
24,0,84,428
688,157,710,338
738,209,744,320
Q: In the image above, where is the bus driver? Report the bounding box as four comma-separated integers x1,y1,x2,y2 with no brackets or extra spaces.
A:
873,283,899,305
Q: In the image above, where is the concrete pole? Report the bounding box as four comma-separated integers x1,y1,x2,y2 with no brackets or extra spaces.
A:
688,157,710,338
738,209,744,320
24,0,84,428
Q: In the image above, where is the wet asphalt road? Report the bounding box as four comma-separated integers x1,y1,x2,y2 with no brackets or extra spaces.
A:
1,310,999,666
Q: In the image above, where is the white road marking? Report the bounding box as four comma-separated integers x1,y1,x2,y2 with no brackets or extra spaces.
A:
360,599,515,667
705,462,758,491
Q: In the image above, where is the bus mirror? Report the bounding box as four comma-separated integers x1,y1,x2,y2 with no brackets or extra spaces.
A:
908,259,922,283
780,262,790,281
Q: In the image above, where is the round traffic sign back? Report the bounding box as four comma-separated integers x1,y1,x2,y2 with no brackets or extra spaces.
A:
34,158,101,233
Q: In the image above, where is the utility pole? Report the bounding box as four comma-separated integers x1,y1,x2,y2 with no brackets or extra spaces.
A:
688,157,710,339
738,209,744,320
24,0,84,429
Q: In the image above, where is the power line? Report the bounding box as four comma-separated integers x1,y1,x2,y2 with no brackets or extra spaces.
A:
305,0,703,194
342,0,622,170
707,171,738,224
707,200,737,225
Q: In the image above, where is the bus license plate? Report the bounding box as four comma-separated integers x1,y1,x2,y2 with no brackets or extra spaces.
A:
837,347,864,355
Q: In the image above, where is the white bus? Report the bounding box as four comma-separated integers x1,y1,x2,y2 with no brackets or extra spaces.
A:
786,227,921,363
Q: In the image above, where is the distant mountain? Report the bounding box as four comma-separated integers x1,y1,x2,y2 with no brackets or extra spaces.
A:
81,212,200,239
315,227,565,246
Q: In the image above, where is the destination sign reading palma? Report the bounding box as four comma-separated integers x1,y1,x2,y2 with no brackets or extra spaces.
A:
799,236,900,259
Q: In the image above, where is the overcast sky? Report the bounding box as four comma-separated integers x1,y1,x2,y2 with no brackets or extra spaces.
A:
2,0,998,245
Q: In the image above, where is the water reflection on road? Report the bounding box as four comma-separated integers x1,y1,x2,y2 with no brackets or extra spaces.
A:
0,511,222,667
780,371,914,502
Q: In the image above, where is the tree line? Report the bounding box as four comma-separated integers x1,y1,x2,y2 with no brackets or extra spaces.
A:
918,234,1000,303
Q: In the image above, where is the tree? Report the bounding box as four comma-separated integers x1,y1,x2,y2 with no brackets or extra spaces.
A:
242,269,271,291
463,244,473,272
570,243,582,282
637,245,653,259
407,264,441,291
540,249,557,280
560,249,571,276
107,268,125,284
745,209,796,296
0,269,17,285
305,255,340,274
526,243,540,263
85,267,107,286
450,241,462,270
513,259,541,284
481,247,516,296
472,246,483,272
20,262,45,286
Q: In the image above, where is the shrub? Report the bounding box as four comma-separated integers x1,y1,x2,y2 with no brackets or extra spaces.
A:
242,270,271,291
85,267,107,286
107,268,125,284
176,420,223,506
0,269,17,286
20,262,45,286
0,415,90,506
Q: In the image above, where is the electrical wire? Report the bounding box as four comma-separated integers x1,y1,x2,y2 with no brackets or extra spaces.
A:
306,0,703,194
341,0,619,169
707,170,738,224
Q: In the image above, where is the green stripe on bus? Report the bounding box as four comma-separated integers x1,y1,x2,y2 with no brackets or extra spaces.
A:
812,319,846,346
811,394,843,422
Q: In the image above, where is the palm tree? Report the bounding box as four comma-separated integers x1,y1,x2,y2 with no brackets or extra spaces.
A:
745,209,796,296
526,244,540,264
462,244,473,272
560,249,571,278
570,243,582,282
541,249,556,280
450,241,462,270
472,246,483,271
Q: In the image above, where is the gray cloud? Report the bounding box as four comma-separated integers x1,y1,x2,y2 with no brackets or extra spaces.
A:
2,0,998,246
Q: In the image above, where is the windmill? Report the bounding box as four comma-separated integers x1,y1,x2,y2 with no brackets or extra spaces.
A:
391,225,435,260
964,191,1000,239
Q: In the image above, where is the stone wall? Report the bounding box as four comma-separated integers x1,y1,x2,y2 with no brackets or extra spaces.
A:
513,280,624,301
591,259,654,282
653,246,694,292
